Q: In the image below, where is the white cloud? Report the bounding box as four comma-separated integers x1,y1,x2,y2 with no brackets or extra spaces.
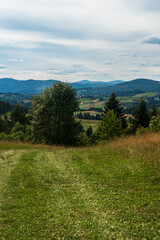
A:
0,0,160,81
7,58,23,62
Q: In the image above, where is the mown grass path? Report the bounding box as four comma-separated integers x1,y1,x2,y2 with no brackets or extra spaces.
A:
0,136,160,239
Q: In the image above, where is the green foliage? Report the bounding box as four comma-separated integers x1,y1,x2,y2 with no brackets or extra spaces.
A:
95,110,122,141
11,121,25,133
149,113,160,132
76,132,88,146
30,82,80,145
0,118,5,133
8,131,25,142
0,132,7,140
86,126,93,138
103,92,127,129
136,126,149,135
150,103,159,118
10,105,27,126
134,98,150,128
0,100,13,114
0,117,12,134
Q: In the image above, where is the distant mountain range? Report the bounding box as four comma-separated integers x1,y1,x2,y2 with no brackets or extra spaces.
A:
0,78,59,94
0,78,123,94
71,80,123,89
0,77,160,96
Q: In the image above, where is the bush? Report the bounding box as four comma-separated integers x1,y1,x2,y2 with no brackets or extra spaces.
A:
149,114,160,132
0,132,7,140
136,126,149,135
94,110,122,142
11,121,25,133
8,131,25,142
75,132,88,146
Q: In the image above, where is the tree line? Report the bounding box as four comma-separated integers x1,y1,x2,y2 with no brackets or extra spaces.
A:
0,82,160,145
76,112,101,120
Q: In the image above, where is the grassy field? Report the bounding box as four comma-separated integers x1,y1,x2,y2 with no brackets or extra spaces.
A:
134,92,157,98
0,134,160,239
79,93,158,111
78,119,99,132
80,98,105,110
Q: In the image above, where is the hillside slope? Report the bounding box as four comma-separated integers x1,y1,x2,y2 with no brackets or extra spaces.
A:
0,134,160,239
89,78,160,96
0,78,59,94
105,78,160,94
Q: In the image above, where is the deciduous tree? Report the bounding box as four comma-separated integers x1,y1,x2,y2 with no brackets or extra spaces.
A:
30,82,80,145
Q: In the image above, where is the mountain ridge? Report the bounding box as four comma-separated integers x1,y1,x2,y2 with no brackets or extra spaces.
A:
0,77,160,96
0,78,123,94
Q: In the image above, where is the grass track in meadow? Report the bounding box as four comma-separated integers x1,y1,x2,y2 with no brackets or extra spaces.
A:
0,134,160,239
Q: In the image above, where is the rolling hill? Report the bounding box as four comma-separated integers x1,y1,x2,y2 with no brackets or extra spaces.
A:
82,78,160,96
0,78,60,94
71,79,123,89
103,78,160,95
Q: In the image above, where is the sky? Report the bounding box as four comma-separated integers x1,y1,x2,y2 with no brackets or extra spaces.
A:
0,0,160,82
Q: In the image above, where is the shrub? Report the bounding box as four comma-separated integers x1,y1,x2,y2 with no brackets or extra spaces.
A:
136,126,149,135
8,131,25,142
95,110,122,142
11,121,25,133
149,114,160,132
0,132,7,140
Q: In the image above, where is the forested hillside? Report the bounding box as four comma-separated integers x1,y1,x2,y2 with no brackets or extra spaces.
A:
81,79,160,97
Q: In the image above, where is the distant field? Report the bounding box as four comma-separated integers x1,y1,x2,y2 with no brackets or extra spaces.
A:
79,96,138,110
80,98,105,110
134,92,157,98
76,110,100,115
79,93,160,112
0,133,160,239
78,119,99,132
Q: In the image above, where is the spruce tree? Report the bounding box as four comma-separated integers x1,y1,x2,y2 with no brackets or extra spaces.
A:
86,126,93,138
103,92,127,129
96,110,122,140
10,105,27,126
134,98,150,128
0,118,4,133
150,103,159,118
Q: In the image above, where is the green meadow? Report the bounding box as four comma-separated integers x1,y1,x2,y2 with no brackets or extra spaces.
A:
80,119,99,132
0,133,160,239
80,98,105,110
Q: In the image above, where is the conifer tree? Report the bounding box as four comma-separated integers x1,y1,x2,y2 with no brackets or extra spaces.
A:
0,118,4,133
95,110,122,140
150,103,159,118
134,98,150,128
10,105,26,126
103,92,127,129
86,126,93,138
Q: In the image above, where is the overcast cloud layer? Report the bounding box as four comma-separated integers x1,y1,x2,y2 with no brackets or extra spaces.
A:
0,0,160,81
